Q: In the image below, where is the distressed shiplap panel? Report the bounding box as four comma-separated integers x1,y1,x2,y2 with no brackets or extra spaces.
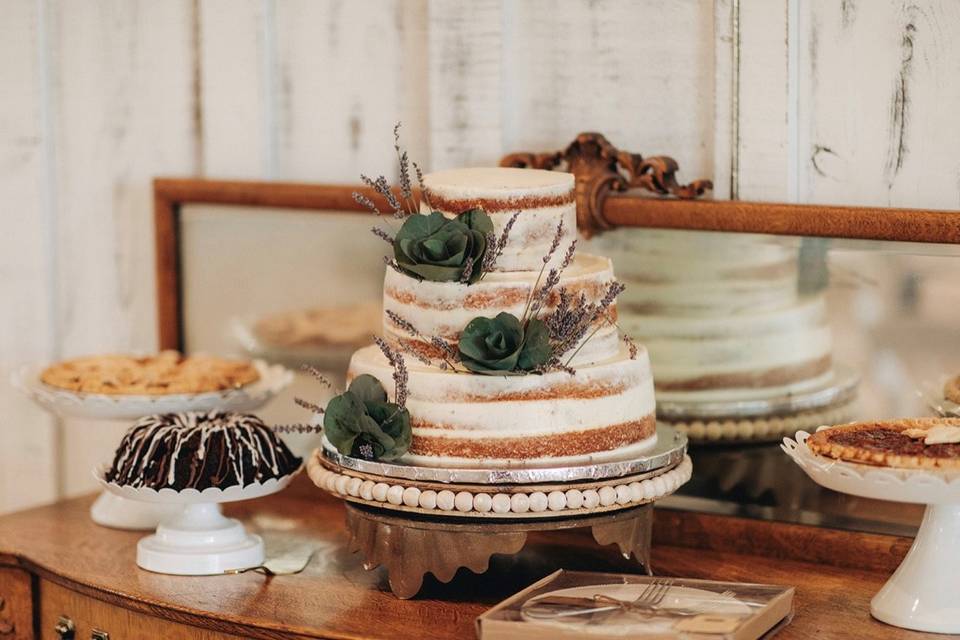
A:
735,0,791,202
49,0,198,497
0,0,58,513
427,0,504,170
503,0,714,179
272,0,428,181
199,0,274,177
799,0,960,208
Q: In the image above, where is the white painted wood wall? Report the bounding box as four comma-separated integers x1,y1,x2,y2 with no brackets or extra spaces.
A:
2,0,959,514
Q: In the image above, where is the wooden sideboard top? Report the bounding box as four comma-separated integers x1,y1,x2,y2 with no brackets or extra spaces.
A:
0,475,936,640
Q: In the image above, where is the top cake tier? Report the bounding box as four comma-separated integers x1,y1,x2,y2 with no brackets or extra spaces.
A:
421,167,577,272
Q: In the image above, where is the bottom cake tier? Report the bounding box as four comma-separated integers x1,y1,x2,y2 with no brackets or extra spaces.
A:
348,344,657,468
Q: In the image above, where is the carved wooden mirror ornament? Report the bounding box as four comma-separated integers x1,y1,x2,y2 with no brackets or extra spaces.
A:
500,132,713,236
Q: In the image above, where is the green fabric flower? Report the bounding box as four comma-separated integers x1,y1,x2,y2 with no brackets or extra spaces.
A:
323,374,411,461
458,312,552,375
394,208,494,284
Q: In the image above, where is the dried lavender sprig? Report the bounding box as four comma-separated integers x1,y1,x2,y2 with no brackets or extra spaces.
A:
413,161,432,210
301,364,333,388
294,397,326,415
371,226,394,245
373,336,409,408
459,256,475,284
480,210,520,278
272,423,322,435
362,173,404,217
559,239,576,271
393,123,416,214
543,219,565,264
559,284,625,366
622,333,639,360
430,336,458,360
520,219,565,324
353,191,382,216
385,309,420,338
384,255,412,278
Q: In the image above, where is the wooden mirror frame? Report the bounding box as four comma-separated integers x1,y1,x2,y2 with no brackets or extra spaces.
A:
154,134,960,350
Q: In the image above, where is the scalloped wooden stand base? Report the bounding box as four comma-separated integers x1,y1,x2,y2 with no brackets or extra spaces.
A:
345,502,653,598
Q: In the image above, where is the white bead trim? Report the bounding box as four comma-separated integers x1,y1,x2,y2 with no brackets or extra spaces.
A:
666,403,857,443
309,456,692,517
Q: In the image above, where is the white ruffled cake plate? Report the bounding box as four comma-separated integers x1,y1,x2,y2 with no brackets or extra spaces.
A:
12,359,293,420
783,430,960,634
97,465,302,575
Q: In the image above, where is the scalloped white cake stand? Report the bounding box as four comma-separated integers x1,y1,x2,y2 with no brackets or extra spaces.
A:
14,360,292,530
98,466,301,575
783,430,960,634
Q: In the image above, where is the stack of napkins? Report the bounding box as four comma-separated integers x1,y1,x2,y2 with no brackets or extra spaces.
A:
477,570,793,639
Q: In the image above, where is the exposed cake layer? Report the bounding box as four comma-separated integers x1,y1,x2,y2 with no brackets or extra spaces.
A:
592,229,800,315
348,344,657,468
620,296,833,401
384,253,620,367
421,167,576,272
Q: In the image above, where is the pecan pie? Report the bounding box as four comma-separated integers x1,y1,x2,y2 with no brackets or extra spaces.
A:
945,376,960,404
40,351,260,395
807,418,960,469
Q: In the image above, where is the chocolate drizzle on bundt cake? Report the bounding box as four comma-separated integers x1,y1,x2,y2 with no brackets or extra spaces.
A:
105,411,301,490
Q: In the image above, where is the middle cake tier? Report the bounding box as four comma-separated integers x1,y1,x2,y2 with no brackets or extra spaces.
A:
383,253,621,368
348,344,657,468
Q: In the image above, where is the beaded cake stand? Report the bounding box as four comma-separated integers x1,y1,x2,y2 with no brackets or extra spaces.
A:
14,361,292,530
783,431,960,634
308,426,690,598
98,465,302,575
661,365,859,444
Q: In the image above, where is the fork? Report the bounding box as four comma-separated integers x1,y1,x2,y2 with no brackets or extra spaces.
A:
588,578,675,624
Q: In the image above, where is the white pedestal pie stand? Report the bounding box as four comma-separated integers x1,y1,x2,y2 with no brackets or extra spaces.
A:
13,361,291,530
783,430,960,634
98,466,301,575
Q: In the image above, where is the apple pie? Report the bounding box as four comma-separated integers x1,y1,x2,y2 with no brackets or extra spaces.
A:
40,351,260,395
807,418,960,469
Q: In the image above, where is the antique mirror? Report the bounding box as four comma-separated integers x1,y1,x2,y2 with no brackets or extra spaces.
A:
156,135,959,536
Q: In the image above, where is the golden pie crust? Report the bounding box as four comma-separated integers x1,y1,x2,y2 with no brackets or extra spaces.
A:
253,303,380,349
807,418,960,469
40,351,260,395
945,375,960,404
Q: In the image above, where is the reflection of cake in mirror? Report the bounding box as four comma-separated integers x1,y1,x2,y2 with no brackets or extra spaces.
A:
594,229,834,403
253,302,381,351
348,167,657,468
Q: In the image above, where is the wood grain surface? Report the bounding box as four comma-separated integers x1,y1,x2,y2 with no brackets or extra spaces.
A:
0,474,939,639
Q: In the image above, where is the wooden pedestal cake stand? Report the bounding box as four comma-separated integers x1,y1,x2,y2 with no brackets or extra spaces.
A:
308,426,691,598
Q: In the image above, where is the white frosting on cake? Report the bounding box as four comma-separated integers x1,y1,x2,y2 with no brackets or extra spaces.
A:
384,253,620,367
422,167,574,199
348,344,656,468
421,167,577,272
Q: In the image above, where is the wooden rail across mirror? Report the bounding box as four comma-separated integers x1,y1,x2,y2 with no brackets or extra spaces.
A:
153,141,960,349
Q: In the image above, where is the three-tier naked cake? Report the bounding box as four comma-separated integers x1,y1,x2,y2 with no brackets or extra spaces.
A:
347,167,657,468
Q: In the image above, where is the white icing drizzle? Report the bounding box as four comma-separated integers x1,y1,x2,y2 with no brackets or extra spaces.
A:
108,411,297,489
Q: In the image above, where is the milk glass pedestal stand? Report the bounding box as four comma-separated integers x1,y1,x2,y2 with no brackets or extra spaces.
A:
98,467,301,575
783,431,960,634
14,361,292,530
